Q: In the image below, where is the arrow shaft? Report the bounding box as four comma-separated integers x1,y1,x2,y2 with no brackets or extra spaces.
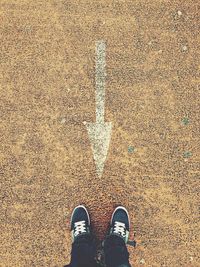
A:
95,40,106,123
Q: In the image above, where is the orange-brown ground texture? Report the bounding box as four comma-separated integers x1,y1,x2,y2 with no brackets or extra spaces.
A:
0,0,199,266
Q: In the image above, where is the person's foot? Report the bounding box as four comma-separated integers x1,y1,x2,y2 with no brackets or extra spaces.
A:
107,206,130,244
70,205,91,242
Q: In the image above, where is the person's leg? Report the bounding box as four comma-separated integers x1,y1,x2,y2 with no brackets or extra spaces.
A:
65,236,97,267
103,206,132,267
64,205,97,267
103,235,131,267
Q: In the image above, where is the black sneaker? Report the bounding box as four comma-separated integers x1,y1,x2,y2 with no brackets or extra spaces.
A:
108,206,130,244
70,205,91,242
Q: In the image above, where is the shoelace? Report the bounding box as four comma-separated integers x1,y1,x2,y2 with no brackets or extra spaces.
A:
113,221,126,237
74,220,87,237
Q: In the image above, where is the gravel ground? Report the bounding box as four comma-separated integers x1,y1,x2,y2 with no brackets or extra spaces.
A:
0,0,199,266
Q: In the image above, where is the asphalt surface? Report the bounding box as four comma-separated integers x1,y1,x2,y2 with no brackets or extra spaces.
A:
0,0,199,266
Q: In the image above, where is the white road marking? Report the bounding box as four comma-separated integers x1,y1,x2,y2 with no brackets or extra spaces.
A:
85,40,112,178
95,40,106,123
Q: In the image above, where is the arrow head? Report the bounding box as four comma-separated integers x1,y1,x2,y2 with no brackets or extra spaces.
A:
85,122,112,178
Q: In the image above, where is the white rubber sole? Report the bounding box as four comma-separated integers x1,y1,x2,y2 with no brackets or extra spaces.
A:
110,206,130,229
70,204,91,226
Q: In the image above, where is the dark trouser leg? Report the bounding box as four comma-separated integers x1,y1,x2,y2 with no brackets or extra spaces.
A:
103,235,132,267
64,235,97,267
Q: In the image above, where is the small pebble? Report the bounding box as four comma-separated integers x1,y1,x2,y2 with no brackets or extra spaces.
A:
140,258,145,264
128,146,135,153
182,45,188,51
24,25,32,33
181,117,189,125
177,10,182,16
183,151,192,158
189,256,194,261
61,118,66,124
160,132,166,139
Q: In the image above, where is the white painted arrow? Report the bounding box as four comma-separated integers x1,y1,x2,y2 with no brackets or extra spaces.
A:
84,40,112,178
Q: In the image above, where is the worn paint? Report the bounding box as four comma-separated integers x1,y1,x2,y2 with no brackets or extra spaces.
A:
85,40,112,178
